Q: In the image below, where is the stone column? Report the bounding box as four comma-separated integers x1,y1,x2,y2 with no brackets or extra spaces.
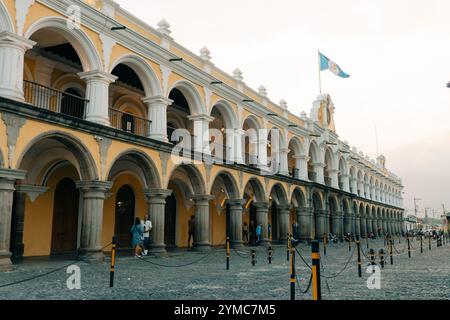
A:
257,135,269,170
357,181,364,197
355,215,362,237
366,216,373,235
78,70,117,126
315,210,328,241
341,174,350,192
360,216,367,238
350,178,358,195
313,162,325,184
278,205,291,244
372,217,378,238
297,206,313,241
0,32,35,102
278,148,290,176
188,114,213,155
328,169,340,189
142,96,173,142
293,155,309,180
234,129,245,164
344,213,352,235
227,199,245,249
76,181,113,263
144,189,172,254
382,217,388,236
0,169,26,271
192,195,214,252
332,211,343,239
254,202,270,244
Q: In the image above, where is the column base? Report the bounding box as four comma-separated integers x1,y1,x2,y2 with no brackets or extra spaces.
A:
0,252,13,272
149,244,167,255
86,115,110,127
149,134,169,143
193,243,212,252
0,87,25,102
78,249,105,264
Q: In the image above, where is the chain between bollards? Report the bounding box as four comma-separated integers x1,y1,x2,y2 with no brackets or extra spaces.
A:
311,241,322,301
110,235,116,288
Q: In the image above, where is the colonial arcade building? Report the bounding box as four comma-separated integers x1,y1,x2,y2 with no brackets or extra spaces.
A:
0,0,404,271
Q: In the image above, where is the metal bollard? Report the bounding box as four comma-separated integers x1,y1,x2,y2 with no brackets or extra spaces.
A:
356,235,362,278
389,238,394,265
369,249,376,273
226,237,230,270
323,234,327,256
429,236,432,251
110,236,117,288
268,246,273,264
349,237,352,252
366,236,369,250
287,234,291,262
252,250,256,266
290,247,296,301
407,236,411,259
420,236,423,254
384,235,387,247
311,241,322,301
379,249,385,269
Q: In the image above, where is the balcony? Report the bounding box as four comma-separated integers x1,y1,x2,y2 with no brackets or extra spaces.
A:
23,80,88,119
109,108,151,138
23,80,152,138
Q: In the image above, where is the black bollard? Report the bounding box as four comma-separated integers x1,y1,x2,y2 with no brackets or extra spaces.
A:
311,241,322,301
356,235,362,278
268,246,273,264
389,238,394,265
110,236,117,288
379,249,385,269
323,234,327,256
429,236,432,251
369,249,376,273
252,250,256,266
407,237,411,259
420,236,423,254
290,248,296,301
287,234,291,262
226,237,230,270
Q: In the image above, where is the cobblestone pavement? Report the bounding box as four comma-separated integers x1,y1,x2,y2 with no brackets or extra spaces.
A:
0,237,449,300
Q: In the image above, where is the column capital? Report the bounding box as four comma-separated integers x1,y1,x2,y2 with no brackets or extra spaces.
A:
76,181,113,193
142,95,173,106
293,155,309,161
78,70,118,84
278,205,291,213
0,31,35,50
0,169,27,182
14,184,49,202
226,199,246,208
187,114,214,122
254,202,270,210
235,128,246,135
144,188,172,200
312,162,326,168
191,194,215,205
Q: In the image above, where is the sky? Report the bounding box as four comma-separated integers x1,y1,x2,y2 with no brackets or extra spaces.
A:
115,0,450,217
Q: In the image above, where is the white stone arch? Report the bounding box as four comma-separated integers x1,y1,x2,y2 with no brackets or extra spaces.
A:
167,164,207,196
338,156,349,176
242,114,262,131
288,136,306,157
112,95,147,119
24,16,102,72
106,149,162,190
308,139,321,163
210,100,238,130
242,177,267,203
109,54,162,97
209,170,239,199
0,147,4,168
269,183,289,207
291,187,306,208
16,131,99,183
0,1,14,32
53,74,86,96
168,80,205,115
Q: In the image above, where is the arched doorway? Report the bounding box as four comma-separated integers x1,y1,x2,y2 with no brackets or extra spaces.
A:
115,185,136,248
270,201,278,242
51,178,79,255
165,192,177,248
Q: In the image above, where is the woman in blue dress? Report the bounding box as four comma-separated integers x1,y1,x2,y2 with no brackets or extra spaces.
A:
130,217,144,257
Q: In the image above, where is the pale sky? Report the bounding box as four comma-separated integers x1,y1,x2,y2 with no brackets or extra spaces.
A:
115,0,450,217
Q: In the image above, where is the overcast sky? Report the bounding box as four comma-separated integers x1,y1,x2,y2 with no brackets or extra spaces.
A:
115,0,450,217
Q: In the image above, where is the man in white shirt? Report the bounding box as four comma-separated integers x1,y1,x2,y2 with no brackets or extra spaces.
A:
142,214,152,256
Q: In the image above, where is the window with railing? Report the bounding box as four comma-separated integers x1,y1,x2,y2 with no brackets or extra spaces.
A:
23,80,88,119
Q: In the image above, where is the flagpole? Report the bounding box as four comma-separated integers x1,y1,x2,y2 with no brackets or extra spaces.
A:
318,49,322,94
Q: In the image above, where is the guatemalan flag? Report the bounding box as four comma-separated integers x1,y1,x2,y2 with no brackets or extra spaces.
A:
319,52,350,78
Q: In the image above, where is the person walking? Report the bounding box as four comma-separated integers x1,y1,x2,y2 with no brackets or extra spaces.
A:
243,222,249,244
255,224,262,246
188,215,195,248
130,217,144,258
141,214,152,256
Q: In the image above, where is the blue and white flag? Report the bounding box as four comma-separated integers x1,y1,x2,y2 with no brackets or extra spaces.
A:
319,52,350,78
